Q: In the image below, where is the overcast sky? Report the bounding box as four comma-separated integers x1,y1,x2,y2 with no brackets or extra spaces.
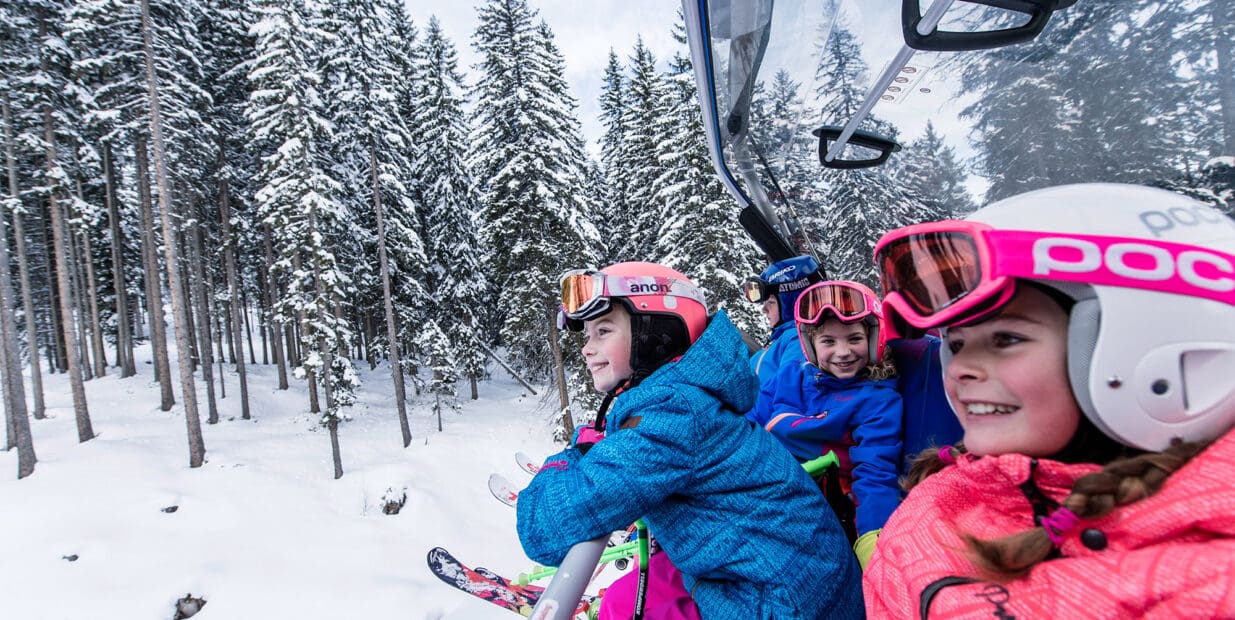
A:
405,1,687,155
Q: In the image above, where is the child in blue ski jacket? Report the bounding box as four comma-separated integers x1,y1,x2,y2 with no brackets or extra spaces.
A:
747,281,903,570
517,262,863,620
744,255,823,386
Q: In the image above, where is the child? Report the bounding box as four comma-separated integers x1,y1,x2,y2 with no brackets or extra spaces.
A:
743,255,824,387
864,183,1235,618
747,280,903,569
516,262,863,620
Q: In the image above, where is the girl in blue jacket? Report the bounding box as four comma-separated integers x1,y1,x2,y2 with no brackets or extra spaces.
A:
747,281,903,569
517,262,863,620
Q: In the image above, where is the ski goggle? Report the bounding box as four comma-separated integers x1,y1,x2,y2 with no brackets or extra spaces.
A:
742,278,771,303
794,282,879,326
742,275,817,303
874,219,1235,338
558,269,706,329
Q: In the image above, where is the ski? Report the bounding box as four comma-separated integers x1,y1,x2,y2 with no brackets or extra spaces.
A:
489,472,521,508
426,546,598,618
515,451,540,475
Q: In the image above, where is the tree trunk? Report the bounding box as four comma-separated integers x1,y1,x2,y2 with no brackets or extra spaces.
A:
135,136,174,409
0,149,34,476
368,139,410,447
185,212,217,425
142,0,204,467
217,164,249,419
42,102,93,442
103,142,135,377
1213,3,1235,157
549,309,574,438
80,228,107,378
178,238,198,372
3,92,45,418
205,253,226,400
309,235,341,478
66,215,92,381
328,417,343,480
246,285,263,365
263,225,288,388
41,209,66,374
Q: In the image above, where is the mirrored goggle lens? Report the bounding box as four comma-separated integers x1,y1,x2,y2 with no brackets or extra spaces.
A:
797,285,867,324
877,232,983,316
560,273,598,314
742,279,767,303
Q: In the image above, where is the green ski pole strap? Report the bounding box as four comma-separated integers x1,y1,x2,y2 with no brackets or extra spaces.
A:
517,540,641,586
802,451,839,477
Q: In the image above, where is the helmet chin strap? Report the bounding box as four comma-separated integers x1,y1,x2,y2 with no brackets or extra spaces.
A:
593,367,654,435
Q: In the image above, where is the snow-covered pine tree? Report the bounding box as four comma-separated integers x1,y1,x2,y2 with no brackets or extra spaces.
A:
413,16,487,401
469,0,600,377
0,3,36,474
247,0,356,474
611,38,670,262
892,121,974,218
24,0,95,441
655,17,765,337
595,49,627,264
199,0,255,419
1,0,49,429
957,1,1196,201
321,0,424,446
416,319,458,432
66,0,205,411
810,17,922,286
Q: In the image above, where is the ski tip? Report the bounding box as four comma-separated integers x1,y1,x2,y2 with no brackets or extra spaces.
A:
515,451,540,474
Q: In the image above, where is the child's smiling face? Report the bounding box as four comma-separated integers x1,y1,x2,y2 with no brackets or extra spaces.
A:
943,284,1083,457
810,318,869,378
582,303,634,393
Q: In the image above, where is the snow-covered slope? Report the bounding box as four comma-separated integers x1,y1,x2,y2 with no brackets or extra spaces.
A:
0,343,593,619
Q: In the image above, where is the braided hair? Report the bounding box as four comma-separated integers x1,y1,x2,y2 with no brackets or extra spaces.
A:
908,439,1212,579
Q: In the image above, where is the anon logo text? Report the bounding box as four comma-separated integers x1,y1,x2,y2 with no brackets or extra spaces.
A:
1033,237,1235,293
629,282,672,294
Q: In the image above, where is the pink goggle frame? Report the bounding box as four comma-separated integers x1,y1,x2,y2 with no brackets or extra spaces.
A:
875,219,1235,338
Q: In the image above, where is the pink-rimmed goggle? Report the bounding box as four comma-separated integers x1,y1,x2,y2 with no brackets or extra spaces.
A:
793,281,881,326
557,269,705,330
874,219,1235,339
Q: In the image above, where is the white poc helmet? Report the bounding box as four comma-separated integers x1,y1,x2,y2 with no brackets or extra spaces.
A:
942,183,1235,451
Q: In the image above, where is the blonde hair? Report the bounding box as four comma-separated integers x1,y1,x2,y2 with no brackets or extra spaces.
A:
907,439,1211,579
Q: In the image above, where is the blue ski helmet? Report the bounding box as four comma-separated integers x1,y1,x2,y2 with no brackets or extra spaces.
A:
752,255,823,327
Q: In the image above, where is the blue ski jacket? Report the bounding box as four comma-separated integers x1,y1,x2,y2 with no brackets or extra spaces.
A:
748,362,903,537
886,336,962,478
517,312,863,620
749,320,804,388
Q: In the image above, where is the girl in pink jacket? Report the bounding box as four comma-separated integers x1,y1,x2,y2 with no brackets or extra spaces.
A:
863,183,1235,619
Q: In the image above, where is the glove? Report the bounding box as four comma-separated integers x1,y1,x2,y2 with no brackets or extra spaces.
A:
573,423,606,455
853,528,881,571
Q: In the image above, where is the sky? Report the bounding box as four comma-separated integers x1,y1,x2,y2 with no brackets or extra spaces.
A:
406,0,688,155
0,339,604,619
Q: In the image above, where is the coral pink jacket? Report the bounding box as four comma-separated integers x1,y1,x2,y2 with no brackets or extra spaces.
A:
864,430,1235,619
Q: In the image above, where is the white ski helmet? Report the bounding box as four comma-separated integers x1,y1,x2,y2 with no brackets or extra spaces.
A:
931,183,1235,451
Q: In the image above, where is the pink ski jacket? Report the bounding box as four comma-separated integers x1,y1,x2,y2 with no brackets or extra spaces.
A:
864,430,1235,619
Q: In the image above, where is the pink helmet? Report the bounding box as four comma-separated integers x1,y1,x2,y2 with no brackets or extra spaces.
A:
558,262,708,374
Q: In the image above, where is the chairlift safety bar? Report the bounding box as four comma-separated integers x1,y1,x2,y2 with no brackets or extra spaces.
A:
824,0,957,162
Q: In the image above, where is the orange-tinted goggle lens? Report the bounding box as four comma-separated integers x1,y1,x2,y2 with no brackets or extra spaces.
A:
877,232,982,316
796,285,867,324
742,279,766,303
560,273,598,314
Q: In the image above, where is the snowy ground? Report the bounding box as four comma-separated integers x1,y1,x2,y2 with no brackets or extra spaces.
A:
0,341,605,620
